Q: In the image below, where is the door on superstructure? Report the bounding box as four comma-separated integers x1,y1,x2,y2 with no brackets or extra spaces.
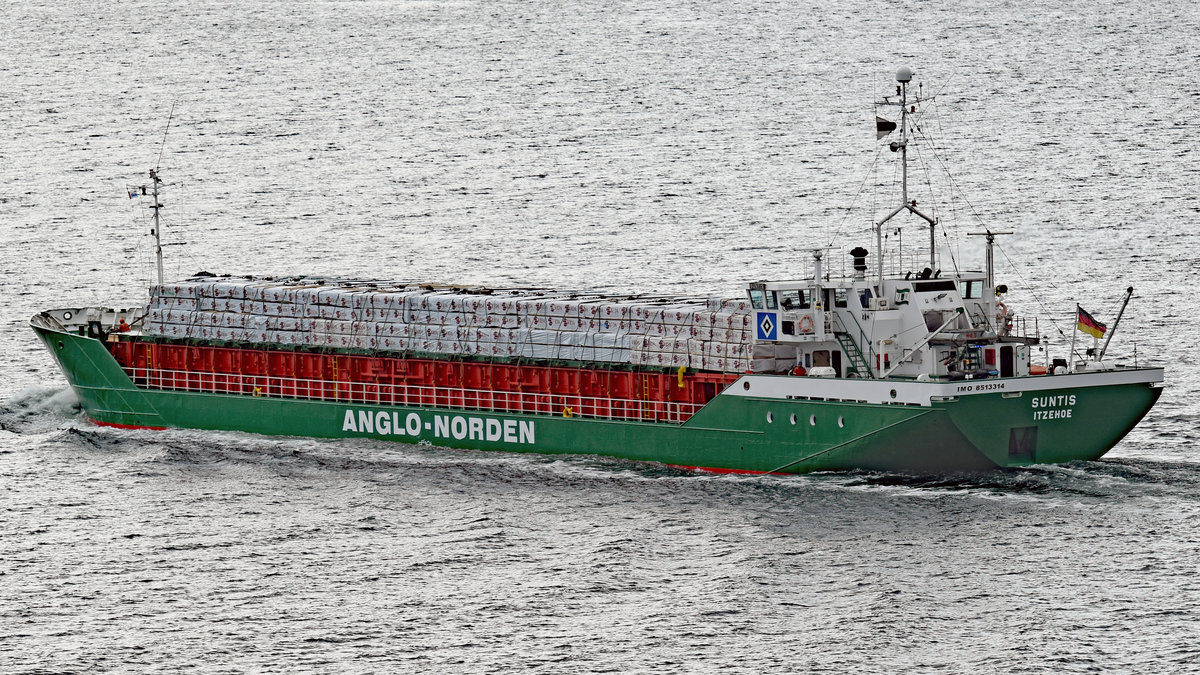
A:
999,345,1015,377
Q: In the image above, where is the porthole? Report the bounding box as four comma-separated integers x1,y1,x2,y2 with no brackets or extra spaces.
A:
838,416,845,428
743,381,750,390
766,412,774,424
789,413,797,425
889,389,897,399
809,414,817,426
56,341,64,351
62,311,73,321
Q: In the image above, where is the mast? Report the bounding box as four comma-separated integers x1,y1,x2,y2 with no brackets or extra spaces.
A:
967,229,1014,289
876,66,937,283
149,169,164,286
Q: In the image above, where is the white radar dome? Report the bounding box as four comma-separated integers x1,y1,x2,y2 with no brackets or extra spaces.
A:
896,65,913,83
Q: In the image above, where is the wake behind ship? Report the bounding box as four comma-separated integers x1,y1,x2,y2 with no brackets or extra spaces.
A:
30,67,1163,474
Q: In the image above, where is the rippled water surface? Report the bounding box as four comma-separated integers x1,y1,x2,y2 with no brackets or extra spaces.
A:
3,0,1199,672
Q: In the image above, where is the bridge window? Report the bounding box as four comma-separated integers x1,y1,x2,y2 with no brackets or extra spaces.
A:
765,291,778,310
834,288,847,308
960,280,983,299
779,290,809,310
749,289,766,309
858,287,874,308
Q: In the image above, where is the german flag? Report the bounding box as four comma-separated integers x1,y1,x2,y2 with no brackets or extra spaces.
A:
1077,306,1107,339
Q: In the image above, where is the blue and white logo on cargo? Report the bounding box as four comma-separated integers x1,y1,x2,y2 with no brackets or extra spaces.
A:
756,312,777,340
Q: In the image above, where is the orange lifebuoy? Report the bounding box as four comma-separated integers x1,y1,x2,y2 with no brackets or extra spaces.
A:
799,315,814,334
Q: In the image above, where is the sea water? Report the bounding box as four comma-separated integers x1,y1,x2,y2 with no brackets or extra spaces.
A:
2,0,1198,671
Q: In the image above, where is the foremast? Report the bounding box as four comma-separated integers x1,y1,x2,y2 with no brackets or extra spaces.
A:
148,169,165,286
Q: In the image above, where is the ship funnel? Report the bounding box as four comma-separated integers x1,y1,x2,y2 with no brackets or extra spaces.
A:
850,246,869,279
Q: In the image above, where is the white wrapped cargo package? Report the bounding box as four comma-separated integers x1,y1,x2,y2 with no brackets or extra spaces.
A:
596,302,631,321
595,318,628,334
722,298,753,313
663,305,696,325
482,296,507,315
750,343,776,358
372,292,397,312
271,316,300,333
164,296,198,311
377,305,406,324
584,332,629,350
293,287,322,307
376,322,411,338
577,301,603,320
427,293,456,313
320,305,352,321
377,336,408,351
241,283,267,302
256,285,285,303
650,322,693,338
485,313,520,328
350,292,374,312
750,358,779,374
210,282,238,299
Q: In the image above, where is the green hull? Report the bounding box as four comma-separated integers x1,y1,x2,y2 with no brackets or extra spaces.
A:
33,323,1163,474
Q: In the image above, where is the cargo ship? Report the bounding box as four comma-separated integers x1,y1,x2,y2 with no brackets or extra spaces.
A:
29,68,1163,474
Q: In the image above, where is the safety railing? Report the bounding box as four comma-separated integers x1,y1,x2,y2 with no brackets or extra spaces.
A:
120,366,704,425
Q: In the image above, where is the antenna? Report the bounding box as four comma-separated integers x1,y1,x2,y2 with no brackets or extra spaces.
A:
156,101,176,172
148,102,176,286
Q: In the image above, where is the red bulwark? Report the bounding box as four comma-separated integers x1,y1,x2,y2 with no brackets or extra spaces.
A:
106,338,737,424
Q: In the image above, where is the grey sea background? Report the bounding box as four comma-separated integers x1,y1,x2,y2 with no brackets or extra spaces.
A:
3,0,1199,672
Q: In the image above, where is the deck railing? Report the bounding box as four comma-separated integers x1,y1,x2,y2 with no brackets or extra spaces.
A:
120,365,703,425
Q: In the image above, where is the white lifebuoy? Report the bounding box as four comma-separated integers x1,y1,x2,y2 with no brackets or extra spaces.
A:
799,315,815,334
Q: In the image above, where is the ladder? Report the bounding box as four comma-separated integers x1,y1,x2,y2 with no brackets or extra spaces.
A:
834,332,873,379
